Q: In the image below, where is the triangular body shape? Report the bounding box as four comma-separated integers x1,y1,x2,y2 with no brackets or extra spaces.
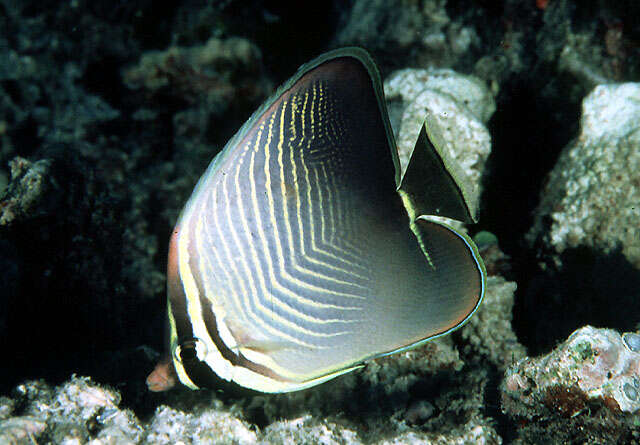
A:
165,48,485,393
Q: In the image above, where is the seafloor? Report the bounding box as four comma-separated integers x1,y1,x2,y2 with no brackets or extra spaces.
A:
1,1,640,443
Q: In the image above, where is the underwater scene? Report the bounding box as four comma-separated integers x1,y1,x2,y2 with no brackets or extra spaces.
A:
1,0,639,443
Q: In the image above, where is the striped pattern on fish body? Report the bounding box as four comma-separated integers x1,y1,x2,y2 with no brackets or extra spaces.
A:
166,47,486,393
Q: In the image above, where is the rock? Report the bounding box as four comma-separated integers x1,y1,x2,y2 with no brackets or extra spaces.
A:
89,410,142,445
362,336,464,395
0,157,54,226
53,377,122,421
4,376,261,444
7,377,142,444
239,335,464,429
503,326,640,416
0,416,47,444
502,326,640,442
123,36,271,114
262,414,502,445
384,68,494,232
0,397,14,420
405,400,436,425
143,404,257,445
376,421,501,445
335,0,480,70
527,83,640,270
557,34,611,89
461,276,527,371
384,68,494,179
261,415,361,445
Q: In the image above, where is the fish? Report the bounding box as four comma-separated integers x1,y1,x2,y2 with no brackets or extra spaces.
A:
153,47,486,394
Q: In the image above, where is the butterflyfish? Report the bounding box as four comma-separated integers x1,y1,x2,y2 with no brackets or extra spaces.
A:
157,47,486,393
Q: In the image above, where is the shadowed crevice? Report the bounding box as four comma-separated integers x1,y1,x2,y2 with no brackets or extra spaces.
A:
514,247,640,355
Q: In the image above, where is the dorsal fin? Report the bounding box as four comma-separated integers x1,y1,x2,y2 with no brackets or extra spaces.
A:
209,48,401,188
398,119,478,223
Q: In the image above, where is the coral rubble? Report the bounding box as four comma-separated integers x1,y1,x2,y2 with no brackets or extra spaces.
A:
528,82,640,270
502,326,640,443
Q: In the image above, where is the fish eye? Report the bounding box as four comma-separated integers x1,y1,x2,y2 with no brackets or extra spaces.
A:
173,337,207,364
